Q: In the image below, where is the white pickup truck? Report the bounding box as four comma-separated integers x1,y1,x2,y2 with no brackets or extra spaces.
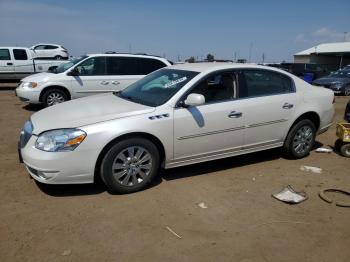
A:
0,47,67,81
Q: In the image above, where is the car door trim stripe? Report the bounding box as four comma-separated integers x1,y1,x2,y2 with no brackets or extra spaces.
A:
247,119,288,128
177,119,287,140
177,126,246,140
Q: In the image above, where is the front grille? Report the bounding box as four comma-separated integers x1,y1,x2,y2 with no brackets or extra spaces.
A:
20,120,33,148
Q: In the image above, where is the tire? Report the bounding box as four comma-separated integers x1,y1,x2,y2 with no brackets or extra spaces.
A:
42,88,68,107
344,86,350,96
340,143,350,157
334,139,343,152
54,55,63,60
283,119,316,159
100,138,160,194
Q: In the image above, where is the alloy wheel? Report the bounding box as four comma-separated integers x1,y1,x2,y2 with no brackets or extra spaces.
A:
292,126,313,155
112,146,153,187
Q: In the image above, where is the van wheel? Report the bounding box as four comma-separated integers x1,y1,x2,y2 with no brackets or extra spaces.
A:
283,119,316,159
42,89,68,107
100,138,160,194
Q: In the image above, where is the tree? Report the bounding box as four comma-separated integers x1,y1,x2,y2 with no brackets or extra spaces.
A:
186,56,196,63
206,53,214,62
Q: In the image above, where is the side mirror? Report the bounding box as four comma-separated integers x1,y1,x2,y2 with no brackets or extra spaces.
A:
67,67,79,76
184,93,205,107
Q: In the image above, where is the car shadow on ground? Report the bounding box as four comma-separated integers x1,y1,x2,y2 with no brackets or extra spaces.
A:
22,104,44,112
35,142,324,197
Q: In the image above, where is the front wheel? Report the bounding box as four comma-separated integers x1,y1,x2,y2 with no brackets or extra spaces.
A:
340,143,350,157
283,119,316,158
42,89,68,107
100,138,160,194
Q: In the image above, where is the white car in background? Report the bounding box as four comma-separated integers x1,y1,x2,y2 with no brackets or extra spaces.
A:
16,53,172,107
30,43,69,60
19,63,335,194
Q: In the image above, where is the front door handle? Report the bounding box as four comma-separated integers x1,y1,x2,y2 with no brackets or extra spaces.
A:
228,111,242,118
111,81,120,85
100,81,109,85
7,62,13,66
282,103,294,109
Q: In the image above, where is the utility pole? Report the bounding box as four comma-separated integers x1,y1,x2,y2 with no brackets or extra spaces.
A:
344,32,348,42
128,43,132,53
248,42,253,63
262,53,265,64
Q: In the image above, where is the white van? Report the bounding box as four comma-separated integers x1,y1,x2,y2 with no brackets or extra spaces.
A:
15,53,172,107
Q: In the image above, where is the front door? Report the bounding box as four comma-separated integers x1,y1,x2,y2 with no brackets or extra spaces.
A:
173,71,245,164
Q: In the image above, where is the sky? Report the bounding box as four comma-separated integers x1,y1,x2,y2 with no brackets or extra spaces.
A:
0,0,349,63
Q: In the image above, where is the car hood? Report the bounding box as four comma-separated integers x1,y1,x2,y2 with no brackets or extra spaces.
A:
31,93,155,134
22,72,56,83
313,77,350,85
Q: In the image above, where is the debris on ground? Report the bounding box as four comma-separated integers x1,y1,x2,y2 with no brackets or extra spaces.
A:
319,188,350,207
62,250,71,256
198,202,208,209
315,147,333,153
272,185,308,204
300,165,322,174
165,226,182,239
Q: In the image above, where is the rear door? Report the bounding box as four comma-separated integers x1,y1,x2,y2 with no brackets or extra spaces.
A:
106,57,142,91
0,48,14,73
238,69,296,149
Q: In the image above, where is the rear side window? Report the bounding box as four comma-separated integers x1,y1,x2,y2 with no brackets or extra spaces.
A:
107,57,167,75
45,45,58,50
0,49,10,60
107,57,138,75
240,70,293,98
13,49,28,60
138,58,167,75
34,45,45,50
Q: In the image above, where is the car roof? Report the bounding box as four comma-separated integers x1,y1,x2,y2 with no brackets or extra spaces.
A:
87,53,171,62
169,62,288,73
33,43,60,46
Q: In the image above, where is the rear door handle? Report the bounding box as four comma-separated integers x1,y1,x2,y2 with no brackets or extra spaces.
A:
282,103,294,109
228,111,242,118
100,81,109,85
111,81,120,85
7,62,13,66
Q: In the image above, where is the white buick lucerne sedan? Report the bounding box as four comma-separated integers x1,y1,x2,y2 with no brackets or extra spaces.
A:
19,63,334,193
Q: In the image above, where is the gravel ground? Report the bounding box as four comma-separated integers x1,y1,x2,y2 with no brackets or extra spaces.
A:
0,91,349,262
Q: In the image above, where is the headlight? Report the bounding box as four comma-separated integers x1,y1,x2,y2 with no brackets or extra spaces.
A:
330,82,343,89
35,129,86,152
22,82,38,88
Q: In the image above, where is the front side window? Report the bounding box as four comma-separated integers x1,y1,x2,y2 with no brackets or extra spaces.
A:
0,49,10,60
75,57,106,76
54,56,87,74
117,69,199,106
34,45,45,50
13,49,28,60
241,70,293,98
189,72,237,103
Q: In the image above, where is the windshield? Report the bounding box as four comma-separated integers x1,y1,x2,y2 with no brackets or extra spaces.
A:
53,56,88,73
116,68,199,107
329,70,350,78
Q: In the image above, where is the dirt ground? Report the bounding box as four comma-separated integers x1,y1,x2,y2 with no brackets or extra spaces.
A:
0,90,349,262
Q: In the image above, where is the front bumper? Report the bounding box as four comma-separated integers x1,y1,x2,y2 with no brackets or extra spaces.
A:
20,136,96,184
15,87,41,104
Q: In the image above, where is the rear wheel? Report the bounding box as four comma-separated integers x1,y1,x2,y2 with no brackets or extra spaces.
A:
42,89,68,107
283,119,316,158
340,143,350,157
344,86,350,96
100,138,160,194
54,55,63,60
